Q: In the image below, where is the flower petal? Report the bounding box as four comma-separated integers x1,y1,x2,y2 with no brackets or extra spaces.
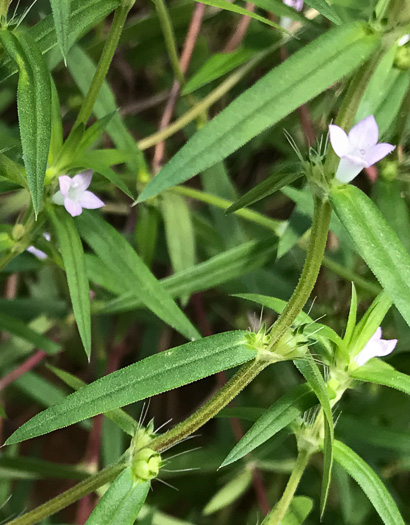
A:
377,338,398,357
365,143,395,166
284,0,304,10
58,175,72,196
329,124,349,157
335,157,364,183
78,191,105,210
348,115,379,150
64,198,83,217
52,190,65,205
72,171,93,191
27,246,47,260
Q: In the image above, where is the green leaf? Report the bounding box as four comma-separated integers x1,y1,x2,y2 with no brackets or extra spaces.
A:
92,237,277,314
221,384,316,467
48,206,91,358
0,0,120,81
295,355,333,516
80,112,117,152
0,30,52,215
281,496,314,525
47,364,137,436
6,331,256,444
226,168,303,214
161,192,196,303
77,212,200,341
67,45,144,174
182,49,256,95
85,468,149,525
0,455,88,481
0,153,28,189
0,403,6,418
303,0,342,24
0,313,60,355
373,178,410,254
343,283,357,346
197,0,290,31
330,185,410,328
49,79,63,166
49,0,70,62
333,440,405,525
350,358,410,396
138,23,379,202
203,469,252,515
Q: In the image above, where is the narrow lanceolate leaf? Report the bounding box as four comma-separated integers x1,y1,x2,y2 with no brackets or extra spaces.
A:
330,185,410,328
350,358,410,397
77,212,200,341
85,468,149,525
0,0,120,81
138,23,379,202
6,331,256,444
221,384,316,468
303,0,341,24
47,364,137,436
0,313,60,355
281,496,314,525
93,237,277,314
197,0,290,32
0,30,52,215
226,168,303,214
161,192,196,302
333,440,405,525
49,0,70,62
203,470,252,515
47,206,91,358
295,355,333,516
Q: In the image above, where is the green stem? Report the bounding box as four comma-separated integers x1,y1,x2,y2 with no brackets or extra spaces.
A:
268,198,331,348
150,359,269,453
152,0,185,85
263,449,312,525
74,2,133,127
7,461,126,525
324,47,386,179
171,186,284,234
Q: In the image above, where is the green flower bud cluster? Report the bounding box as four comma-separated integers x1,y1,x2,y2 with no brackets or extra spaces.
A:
130,424,162,482
245,325,309,363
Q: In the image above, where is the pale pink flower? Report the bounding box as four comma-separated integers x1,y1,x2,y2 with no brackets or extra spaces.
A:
355,327,397,367
52,171,104,217
27,233,51,260
283,0,303,11
329,115,395,183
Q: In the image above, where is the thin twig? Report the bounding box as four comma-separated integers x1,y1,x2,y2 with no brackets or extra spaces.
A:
223,2,255,52
152,3,206,173
0,351,46,393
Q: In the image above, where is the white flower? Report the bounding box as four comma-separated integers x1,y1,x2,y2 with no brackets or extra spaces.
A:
329,115,395,183
27,233,51,260
52,171,104,217
354,327,397,367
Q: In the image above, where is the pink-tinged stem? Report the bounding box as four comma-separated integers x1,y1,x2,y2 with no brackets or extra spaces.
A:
152,3,206,172
223,2,255,52
0,350,46,393
365,166,377,183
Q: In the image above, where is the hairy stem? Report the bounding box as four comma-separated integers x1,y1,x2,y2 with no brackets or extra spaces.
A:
150,359,270,453
263,449,312,524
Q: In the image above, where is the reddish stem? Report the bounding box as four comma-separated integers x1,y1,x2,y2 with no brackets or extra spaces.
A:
0,350,46,393
152,3,206,172
223,3,255,52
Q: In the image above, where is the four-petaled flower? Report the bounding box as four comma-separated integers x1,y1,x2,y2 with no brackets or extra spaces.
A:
52,171,104,217
329,115,395,183
354,327,397,367
283,0,304,11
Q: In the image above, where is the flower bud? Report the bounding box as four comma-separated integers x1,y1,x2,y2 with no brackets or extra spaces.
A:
132,448,161,481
